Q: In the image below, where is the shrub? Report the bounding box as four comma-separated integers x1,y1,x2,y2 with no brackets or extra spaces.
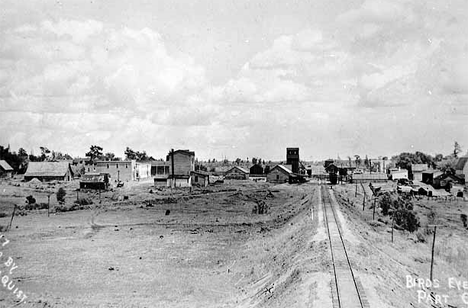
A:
461,214,467,228
25,195,36,204
394,208,420,233
56,187,66,203
0,212,8,218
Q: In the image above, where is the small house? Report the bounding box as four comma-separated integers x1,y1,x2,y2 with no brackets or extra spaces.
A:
267,165,292,184
225,166,249,180
191,171,210,187
24,162,73,182
0,160,14,178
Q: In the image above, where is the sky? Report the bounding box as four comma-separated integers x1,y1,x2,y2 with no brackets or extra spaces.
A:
0,0,467,161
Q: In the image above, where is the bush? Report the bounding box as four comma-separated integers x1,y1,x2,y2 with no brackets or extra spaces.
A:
0,212,8,218
25,195,36,204
461,214,467,228
377,192,420,233
394,209,420,233
56,187,66,203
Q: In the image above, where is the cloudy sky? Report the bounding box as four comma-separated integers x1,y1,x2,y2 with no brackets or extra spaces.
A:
0,0,467,161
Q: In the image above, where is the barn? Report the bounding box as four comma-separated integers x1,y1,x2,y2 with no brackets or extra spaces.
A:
24,162,74,182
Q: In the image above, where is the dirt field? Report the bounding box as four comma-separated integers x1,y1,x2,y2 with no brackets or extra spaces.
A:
0,179,317,307
1,179,467,307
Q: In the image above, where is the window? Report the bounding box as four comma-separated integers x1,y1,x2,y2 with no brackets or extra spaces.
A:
126,164,128,168
116,164,118,168
195,176,198,182
276,174,279,180
107,164,109,168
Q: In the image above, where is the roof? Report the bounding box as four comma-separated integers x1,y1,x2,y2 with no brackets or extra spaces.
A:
226,166,249,174
81,173,106,182
191,170,210,177
272,164,293,175
352,173,388,180
25,162,71,177
411,164,428,172
455,157,468,171
94,160,133,165
0,160,13,171
422,169,443,174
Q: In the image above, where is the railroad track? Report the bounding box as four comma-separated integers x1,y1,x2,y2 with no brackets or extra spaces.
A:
321,185,369,308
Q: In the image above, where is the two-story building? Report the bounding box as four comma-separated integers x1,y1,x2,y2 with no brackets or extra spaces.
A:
166,149,195,187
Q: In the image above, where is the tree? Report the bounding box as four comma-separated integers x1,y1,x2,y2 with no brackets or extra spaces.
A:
252,157,257,165
40,146,51,161
86,145,103,161
264,165,271,174
56,187,66,203
235,158,241,165
354,155,361,167
104,152,116,161
454,141,462,158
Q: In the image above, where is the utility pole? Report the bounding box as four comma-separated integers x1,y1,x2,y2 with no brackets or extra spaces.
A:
391,209,395,242
429,225,441,281
171,148,175,189
47,194,51,217
372,197,376,220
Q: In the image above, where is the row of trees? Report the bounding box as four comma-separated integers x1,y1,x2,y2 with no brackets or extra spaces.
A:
84,145,154,161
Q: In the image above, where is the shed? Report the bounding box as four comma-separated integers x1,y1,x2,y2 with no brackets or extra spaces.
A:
225,166,249,180
0,160,14,178
191,171,210,187
24,162,73,182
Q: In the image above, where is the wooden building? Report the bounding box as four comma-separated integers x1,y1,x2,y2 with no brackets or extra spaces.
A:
286,148,299,174
267,165,292,184
166,149,195,188
24,162,74,182
80,173,110,190
225,166,249,180
0,160,13,178
249,164,264,175
191,171,210,187
88,160,136,182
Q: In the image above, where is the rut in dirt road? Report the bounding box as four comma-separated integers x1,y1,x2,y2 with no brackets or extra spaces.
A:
321,185,370,308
